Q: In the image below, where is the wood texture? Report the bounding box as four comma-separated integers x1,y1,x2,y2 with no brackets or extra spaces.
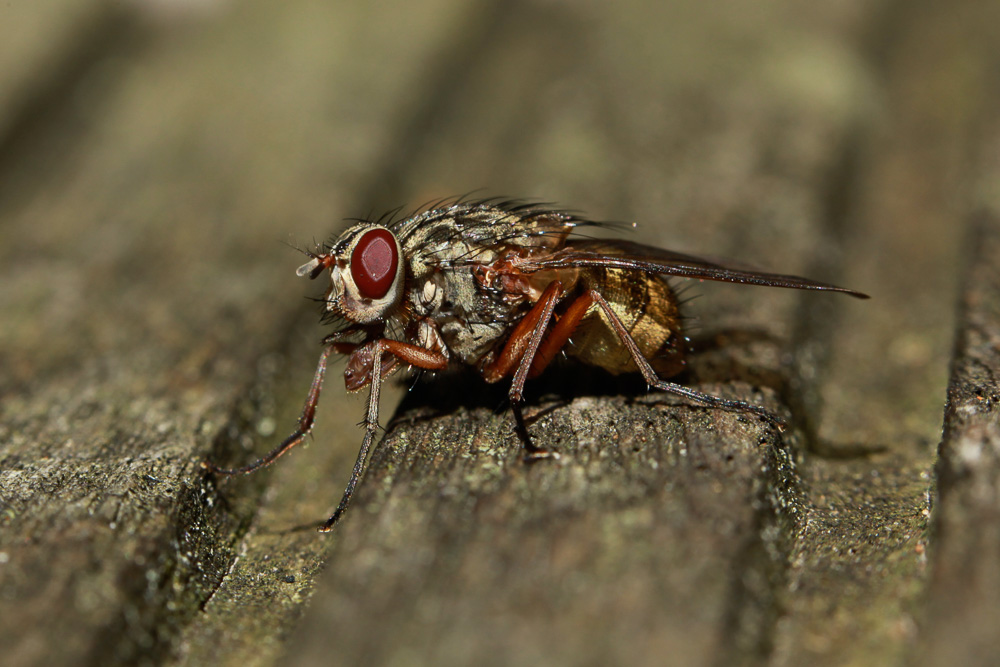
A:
0,1,478,664
921,132,1000,665
0,0,997,665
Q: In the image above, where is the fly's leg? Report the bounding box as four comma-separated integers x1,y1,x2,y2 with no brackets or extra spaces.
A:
482,281,564,461
203,343,340,475
320,338,448,531
319,346,383,532
523,287,598,378
508,288,779,423
581,289,780,423
206,333,447,529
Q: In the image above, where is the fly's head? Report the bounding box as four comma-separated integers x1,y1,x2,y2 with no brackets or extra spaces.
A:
296,224,406,324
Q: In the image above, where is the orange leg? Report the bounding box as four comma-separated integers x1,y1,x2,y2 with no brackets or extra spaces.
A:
525,289,597,379
510,288,775,423
481,281,565,458
343,337,448,391
482,281,564,393
481,286,778,461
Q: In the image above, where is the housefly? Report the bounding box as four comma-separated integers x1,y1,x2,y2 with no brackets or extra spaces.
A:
205,199,868,530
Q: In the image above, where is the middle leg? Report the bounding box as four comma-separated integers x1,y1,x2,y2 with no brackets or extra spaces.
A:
481,281,565,459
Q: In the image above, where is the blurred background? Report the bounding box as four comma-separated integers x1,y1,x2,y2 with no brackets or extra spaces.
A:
0,0,983,432
1,0,997,665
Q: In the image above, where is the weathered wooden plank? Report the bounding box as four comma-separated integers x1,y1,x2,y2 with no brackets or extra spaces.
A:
0,0,480,665
767,0,996,663
291,389,791,666
273,1,889,665
920,45,1000,663
3,0,990,663
923,214,1000,665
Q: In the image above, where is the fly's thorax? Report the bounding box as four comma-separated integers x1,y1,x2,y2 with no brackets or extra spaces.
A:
474,251,580,303
416,264,513,365
297,223,406,324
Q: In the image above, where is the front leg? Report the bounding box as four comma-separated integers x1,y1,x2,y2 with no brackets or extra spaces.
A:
321,337,448,530
342,335,450,391
206,333,448,529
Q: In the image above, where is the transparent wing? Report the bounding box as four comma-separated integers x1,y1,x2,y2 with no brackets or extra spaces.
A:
520,239,869,298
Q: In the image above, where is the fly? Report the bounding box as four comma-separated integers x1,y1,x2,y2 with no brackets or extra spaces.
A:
205,199,868,530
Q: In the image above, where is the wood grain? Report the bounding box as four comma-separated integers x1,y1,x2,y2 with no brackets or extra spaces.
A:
0,0,997,665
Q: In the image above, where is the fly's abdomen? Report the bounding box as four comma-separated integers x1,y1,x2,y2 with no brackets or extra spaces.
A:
567,269,686,377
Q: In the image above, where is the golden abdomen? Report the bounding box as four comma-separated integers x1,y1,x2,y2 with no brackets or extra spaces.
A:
566,269,686,377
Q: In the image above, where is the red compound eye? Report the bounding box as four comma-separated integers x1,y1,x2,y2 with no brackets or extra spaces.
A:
350,228,399,299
